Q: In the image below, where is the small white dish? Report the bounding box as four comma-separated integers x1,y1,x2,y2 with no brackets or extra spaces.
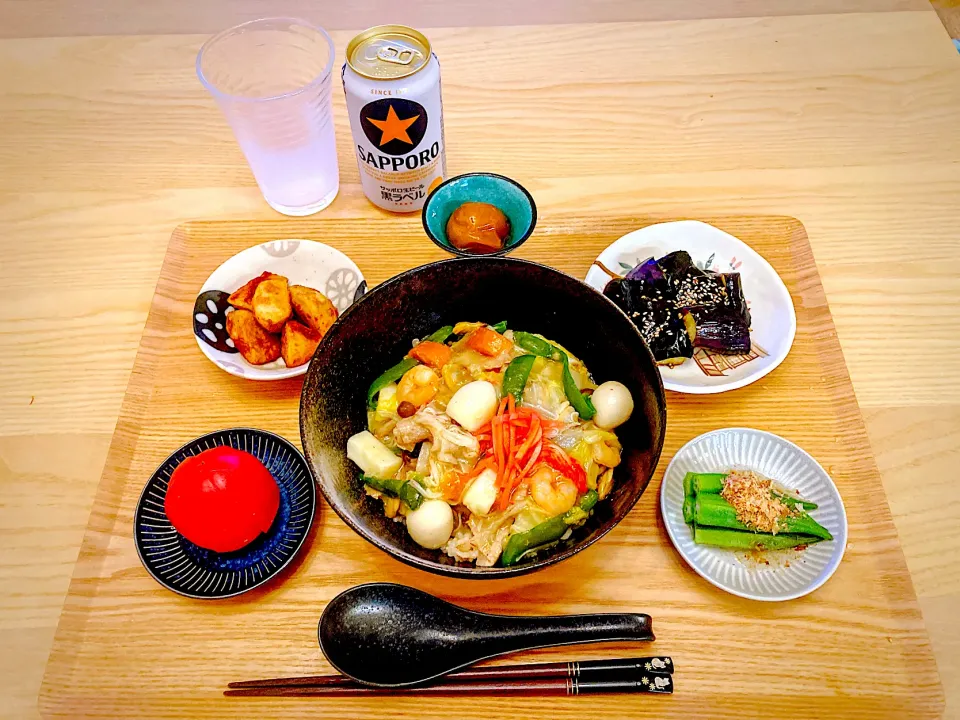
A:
660,428,847,602
194,239,365,380
584,220,796,394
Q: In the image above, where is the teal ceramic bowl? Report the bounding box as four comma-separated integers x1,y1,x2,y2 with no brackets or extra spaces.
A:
421,173,537,257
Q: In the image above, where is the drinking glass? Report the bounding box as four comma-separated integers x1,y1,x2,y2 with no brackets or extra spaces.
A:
197,18,339,216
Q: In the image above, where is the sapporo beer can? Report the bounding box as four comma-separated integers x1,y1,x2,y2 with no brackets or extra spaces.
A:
342,25,446,212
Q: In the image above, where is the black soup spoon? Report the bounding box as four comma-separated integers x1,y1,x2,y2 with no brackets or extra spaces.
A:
318,583,655,688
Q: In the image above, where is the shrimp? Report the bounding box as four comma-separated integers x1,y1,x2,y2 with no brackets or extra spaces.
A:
397,365,441,408
591,440,621,468
529,465,578,516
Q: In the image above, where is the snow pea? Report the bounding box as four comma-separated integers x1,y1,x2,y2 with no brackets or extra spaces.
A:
501,490,599,566
361,474,424,510
366,326,456,407
501,355,536,403
366,358,417,408
560,354,596,420
425,325,455,344
513,331,561,360
512,332,596,420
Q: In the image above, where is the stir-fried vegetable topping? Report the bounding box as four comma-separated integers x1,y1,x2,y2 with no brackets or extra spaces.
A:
350,322,632,566
513,332,596,420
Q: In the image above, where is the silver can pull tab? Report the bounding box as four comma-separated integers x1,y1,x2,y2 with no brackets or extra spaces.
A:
374,42,422,66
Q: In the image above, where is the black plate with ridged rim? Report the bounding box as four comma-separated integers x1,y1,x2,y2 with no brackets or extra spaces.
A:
299,257,666,578
134,428,316,599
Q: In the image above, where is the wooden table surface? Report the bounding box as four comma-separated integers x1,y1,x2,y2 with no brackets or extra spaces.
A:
1,1,958,717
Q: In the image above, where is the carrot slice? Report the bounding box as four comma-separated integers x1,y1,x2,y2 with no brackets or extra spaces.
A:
515,414,541,459
496,411,543,510
505,423,517,482
408,340,452,369
477,403,556,510
520,442,543,477
495,410,506,484
466,326,510,357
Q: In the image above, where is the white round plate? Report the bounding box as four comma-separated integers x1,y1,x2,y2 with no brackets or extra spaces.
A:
584,220,796,394
194,240,365,381
660,428,847,601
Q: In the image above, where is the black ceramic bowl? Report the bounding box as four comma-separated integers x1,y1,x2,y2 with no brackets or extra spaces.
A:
299,258,666,578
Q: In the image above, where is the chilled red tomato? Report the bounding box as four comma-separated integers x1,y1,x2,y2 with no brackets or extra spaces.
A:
164,446,280,553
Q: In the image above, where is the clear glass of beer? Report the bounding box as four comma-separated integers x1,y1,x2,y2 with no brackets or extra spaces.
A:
197,18,339,216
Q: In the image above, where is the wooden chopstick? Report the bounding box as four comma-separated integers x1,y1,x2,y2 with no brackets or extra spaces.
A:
225,670,673,697
227,656,674,695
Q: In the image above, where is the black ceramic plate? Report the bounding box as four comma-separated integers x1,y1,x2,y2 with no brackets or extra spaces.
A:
300,257,666,578
134,428,316,599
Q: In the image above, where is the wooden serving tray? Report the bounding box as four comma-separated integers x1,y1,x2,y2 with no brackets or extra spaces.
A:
40,215,943,719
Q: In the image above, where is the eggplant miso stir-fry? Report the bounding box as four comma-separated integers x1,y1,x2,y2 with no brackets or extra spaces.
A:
603,250,752,365
347,322,634,566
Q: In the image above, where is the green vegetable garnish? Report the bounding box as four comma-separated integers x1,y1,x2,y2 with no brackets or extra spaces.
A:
425,325,455,344
683,471,826,550
683,471,817,510
694,493,832,540
684,472,727,496
366,358,417,409
361,474,424,510
513,331,559,359
772,493,818,512
501,355,536,403
366,326,456,408
512,332,596,420
560,354,596,420
501,490,599,566
693,526,823,551
490,320,508,333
